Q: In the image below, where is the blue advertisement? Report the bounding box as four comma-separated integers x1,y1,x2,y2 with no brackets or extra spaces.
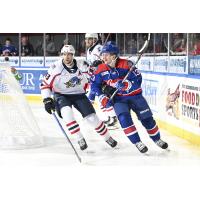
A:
189,55,200,74
153,57,168,72
168,56,186,73
18,69,47,94
142,79,159,112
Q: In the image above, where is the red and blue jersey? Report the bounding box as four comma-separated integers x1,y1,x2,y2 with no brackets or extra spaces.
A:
91,58,142,97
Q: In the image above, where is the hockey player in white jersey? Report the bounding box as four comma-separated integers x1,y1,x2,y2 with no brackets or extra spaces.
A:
40,45,117,150
84,33,118,127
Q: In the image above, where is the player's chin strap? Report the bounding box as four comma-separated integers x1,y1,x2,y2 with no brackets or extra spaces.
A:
109,33,151,101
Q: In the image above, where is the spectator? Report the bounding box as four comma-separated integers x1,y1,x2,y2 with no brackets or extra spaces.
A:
78,39,86,56
35,34,57,56
21,35,34,56
127,39,137,54
0,43,2,55
154,34,162,53
190,35,200,55
171,33,186,53
35,39,43,56
45,33,57,56
1,38,18,56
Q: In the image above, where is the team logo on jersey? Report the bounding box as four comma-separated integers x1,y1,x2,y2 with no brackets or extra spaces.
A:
64,76,82,88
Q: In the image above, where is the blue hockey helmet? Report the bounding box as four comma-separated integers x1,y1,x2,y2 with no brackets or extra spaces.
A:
101,41,119,55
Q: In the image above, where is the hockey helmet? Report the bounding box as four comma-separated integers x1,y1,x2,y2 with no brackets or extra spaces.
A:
85,33,98,39
61,45,75,55
101,41,119,55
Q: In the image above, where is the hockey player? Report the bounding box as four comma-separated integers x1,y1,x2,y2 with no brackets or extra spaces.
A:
91,41,168,153
40,45,117,151
84,33,117,127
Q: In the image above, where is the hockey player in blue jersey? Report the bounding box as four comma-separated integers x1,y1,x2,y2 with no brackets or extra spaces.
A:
84,33,118,127
91,41,168,153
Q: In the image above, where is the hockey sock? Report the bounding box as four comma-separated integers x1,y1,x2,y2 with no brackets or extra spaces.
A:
141,117,160,142
118,112,141,144
66,120,83,140
85,113,110,141
61,106,84,141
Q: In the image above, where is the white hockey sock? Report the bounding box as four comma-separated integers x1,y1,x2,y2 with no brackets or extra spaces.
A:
61,106,84,141
85,113,110,141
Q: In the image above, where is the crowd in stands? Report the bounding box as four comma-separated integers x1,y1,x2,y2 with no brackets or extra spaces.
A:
0,33,200,57
0,34,59,57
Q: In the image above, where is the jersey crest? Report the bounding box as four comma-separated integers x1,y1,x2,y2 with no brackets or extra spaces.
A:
64,76,82,88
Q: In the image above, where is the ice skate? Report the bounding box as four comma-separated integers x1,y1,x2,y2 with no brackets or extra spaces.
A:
107,116,118,127
106,137,117,148
104,116,119,130
135,141,148,153
155,139,168,149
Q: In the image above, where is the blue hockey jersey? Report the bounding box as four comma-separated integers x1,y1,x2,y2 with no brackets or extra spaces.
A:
91,58,142,98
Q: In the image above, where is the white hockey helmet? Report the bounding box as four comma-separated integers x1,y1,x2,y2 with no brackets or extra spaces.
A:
61,45,75,55
85,33,98,39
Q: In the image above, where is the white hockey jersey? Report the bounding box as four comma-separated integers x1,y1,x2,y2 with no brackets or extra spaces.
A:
78,43,103,79
40,59,88,99
86,43,102,66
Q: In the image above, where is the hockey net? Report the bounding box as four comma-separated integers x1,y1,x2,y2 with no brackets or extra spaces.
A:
0,63,43,149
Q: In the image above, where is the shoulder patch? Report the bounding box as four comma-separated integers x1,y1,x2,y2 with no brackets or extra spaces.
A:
95,63,110,74
101,71,109,76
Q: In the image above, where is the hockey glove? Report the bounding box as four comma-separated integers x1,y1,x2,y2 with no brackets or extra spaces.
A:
102,84,116,97
99,95,112,108
43,97,55,114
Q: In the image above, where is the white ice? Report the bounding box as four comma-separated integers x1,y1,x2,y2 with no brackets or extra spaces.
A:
0,102,200,167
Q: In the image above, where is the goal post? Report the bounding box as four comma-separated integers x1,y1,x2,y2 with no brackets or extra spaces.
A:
0,62,44,149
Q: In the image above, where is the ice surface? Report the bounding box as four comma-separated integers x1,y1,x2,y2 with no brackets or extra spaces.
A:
0,102,200,167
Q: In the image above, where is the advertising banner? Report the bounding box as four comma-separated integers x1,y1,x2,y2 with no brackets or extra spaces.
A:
45,57,61,67
0,56,19,67
21,57,44,67
153,56,168,72
168,56,186,73
188,55,200,74
18,69,47,94
142,72,200,135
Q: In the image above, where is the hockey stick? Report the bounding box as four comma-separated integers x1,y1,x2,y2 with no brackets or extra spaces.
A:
52,113,82,163
109,33,151,101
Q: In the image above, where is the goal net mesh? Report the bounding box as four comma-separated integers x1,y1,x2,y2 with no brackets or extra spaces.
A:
0,63,43,149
